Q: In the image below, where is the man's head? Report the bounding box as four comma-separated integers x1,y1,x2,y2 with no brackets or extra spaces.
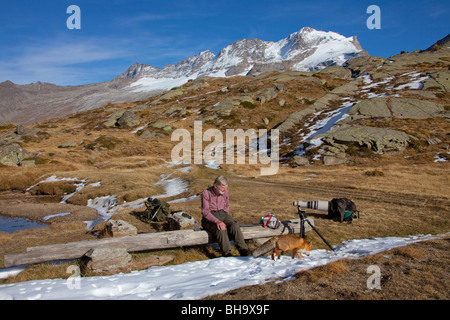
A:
213,175,228,195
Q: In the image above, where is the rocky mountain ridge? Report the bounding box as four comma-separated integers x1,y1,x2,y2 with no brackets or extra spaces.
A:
0,34,448,170
119,27,365,81
0,27,365,125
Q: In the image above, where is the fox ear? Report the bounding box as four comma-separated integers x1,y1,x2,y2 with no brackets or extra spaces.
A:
308,240,313,247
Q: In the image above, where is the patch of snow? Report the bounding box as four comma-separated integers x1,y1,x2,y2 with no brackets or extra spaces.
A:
153,175,189,198
294,101,355,155
42,212,71,221
128,76,195,93
434,153,449,163
0,233,446,300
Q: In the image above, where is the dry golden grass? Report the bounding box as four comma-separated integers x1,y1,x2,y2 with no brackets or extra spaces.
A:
0,67,449,301
206,238,449,300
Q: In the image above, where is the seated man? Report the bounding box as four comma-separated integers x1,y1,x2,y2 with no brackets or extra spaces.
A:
201,175,248,256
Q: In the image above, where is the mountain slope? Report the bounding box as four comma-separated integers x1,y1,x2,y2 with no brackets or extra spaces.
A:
0,27,366,125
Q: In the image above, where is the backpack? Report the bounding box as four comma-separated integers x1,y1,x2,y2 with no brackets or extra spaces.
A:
143,197,171,222
260,213,281,229
328,198,359,223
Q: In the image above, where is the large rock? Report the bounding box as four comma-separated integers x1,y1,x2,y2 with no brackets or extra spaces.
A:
389,98,445,119
343,56,386,76
348,98,391,119
325,126,412,154
106,219,138,237
166,211,200,230
0,142,33,166
318,66,352,79
348,98,446,120
116,110,140,127
83,246,132,273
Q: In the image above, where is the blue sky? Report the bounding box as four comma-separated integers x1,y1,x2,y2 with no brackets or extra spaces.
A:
0,0,448,85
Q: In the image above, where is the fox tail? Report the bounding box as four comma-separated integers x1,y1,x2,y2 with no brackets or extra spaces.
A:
252,237,278,258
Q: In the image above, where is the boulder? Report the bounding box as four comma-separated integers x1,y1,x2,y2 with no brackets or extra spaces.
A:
104,110,126,127
58,141,77,148
106,219,138,237
83,246,132,273
0,142,33,166
166,211,200,231
291,155,310,166
325,126,412,154
116,110,140,127
150,121,173,131
255,87,279,104
323,156,347,166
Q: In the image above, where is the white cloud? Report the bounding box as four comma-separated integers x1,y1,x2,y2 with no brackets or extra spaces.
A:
0,37,129,85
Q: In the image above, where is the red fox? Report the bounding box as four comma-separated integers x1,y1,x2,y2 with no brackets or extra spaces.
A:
252,234,311,260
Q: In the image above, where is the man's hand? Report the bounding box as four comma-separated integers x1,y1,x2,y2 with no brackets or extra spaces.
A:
215,219,226,231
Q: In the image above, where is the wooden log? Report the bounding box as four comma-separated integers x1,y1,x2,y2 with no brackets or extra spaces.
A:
3,218,312,268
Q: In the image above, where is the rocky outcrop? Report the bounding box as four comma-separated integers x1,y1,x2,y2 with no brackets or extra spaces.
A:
389,98,445,119
343,56,386,77
324,126,412,154
348,98,446,120
348,98,391,119
318,66,352,79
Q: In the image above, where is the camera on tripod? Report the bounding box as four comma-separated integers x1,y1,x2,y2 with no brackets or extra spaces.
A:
293,200,329,212
293,200,335,251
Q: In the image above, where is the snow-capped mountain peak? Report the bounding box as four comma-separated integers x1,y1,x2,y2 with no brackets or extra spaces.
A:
125,27,367,92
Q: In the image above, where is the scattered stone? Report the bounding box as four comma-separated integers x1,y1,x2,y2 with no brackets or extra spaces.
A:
106,220,138,237
150,121,173,131
166,211,200,231
323,156,347,166
104,110,126,127
292,156,310,166
58,141,77,148
255,87,278,104
0,142,33,166
83,246,132,273
116,110,140,127
141,255,175,267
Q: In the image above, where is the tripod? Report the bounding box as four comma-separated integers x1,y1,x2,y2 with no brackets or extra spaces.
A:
297,206,335,251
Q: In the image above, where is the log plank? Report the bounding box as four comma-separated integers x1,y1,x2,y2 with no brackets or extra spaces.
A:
3,218,312,268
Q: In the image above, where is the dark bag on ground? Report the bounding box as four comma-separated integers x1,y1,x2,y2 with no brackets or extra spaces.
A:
144,197,171,222
328,198,359,223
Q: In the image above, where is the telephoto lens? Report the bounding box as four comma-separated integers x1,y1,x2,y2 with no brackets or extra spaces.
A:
293,200,329,212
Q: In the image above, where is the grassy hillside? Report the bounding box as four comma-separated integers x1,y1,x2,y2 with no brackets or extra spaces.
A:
0,48,449,299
